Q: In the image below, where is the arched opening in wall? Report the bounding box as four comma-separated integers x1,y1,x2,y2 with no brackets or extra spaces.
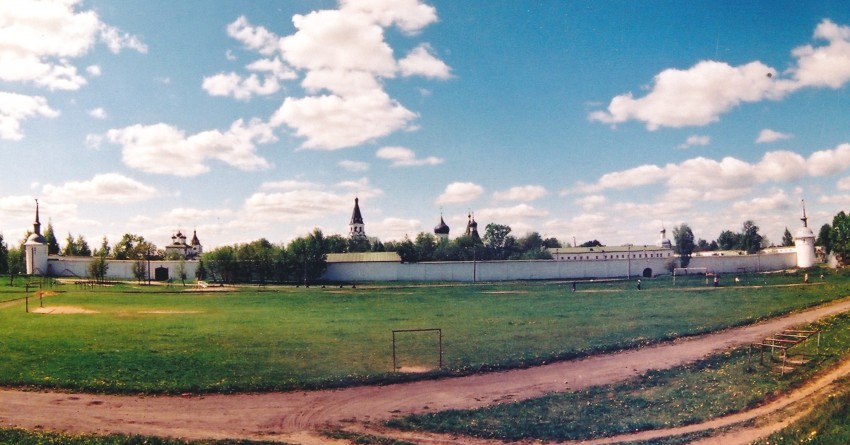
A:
155,266,169,281
642,268,653,278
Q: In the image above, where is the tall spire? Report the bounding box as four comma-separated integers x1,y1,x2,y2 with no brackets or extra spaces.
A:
33,198,41,235
349,197,366,239
801,199,808,228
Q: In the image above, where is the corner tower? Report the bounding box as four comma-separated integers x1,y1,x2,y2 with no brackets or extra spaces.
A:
24,199,49,275
349,197,367,239
794,200,816,268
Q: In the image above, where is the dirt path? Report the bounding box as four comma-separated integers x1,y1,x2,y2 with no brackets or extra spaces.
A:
4,298,850,445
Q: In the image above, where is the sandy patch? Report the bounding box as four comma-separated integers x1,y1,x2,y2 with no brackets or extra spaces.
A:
397,366,433,373
32,306,98,314
139,310,203,315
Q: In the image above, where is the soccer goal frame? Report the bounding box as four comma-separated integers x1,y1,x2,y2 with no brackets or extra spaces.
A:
673,267,709,285
392,328,442,372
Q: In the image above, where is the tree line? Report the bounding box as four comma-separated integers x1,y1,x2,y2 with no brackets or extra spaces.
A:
5,214,849,284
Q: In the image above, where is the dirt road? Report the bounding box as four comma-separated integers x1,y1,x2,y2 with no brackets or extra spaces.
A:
4,298,850,444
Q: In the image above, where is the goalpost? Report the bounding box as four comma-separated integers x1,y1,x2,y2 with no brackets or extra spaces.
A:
673,267,709,285
392,328,442,372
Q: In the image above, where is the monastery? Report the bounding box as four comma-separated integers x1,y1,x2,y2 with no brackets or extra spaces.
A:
24,198,816,283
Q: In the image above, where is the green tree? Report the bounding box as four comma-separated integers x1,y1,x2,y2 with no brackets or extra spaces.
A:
673,223,695,267
176,258,187,286
88,254,109,283
195,258,208,281
113,233,157,260
286,228,328,285
414,232,437,262
132,259,147,284
94,236,111,257
829,211,850,265
43,222,60,255
740,220,764,254
782,227,794,247
0,233,7,275
203,245,237,283
324,234,349,254
717,230,740,250
579,240,603,248
7,248,23,285
484,223,513,260
817,223,832,254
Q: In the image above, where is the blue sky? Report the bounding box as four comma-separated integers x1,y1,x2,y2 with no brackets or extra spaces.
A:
3,0,850,250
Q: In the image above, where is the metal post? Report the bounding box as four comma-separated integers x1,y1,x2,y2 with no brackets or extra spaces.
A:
392,330,397,371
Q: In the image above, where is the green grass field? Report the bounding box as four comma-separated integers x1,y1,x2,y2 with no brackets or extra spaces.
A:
0,269,846,394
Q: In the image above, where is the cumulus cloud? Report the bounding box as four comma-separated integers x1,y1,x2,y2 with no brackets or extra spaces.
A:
0,92,59,140
376,146,443,167
678,135,710,149
573,144,850,203
243,176,382,224
41,173,157,203
339,160,370,172
730,189,792,215
399,44,452,79
756,129,793,143
271,90,417,150
590,19,850,130
493,185,548,201
436,182,484,204
105,119,275,176
88,107,106,119
789,19,850,89
0,0,145,139
202,72,281,100
476,204,549,221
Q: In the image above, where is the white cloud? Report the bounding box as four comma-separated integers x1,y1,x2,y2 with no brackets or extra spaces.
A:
399,44,452,79
436,182,483,204
88,107,106,119
226,16,279,55
260,180,321,191
86,65,101,77
202,72,281,100
272,89,417,150
756,129,793,143
590,19,850,130
573,144,850,205
376,146,443,167
0,0,145,89
493,185,548,201
339,160,370,172
837,176,850,191
162,207,234,222
589,60,782,130
242,190,350,222
41,173,157,203
477,204,549,221
730,189,791,215
789,19,850,89
0,92,59,140
370,217,422,241
576,194,607,210
105,118,275,176
677,135,710,149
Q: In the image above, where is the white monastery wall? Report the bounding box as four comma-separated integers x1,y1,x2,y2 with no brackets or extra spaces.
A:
324,251,798,283
46,256,199,281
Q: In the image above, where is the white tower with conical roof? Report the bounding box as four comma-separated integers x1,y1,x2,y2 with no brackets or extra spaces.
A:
24,199,49,275
794,200,816,268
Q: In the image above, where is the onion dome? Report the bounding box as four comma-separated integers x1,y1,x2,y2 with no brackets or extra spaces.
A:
434,216,450,235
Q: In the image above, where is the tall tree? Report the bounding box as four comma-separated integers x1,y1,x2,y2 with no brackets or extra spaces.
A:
829,211,850,265
740,220,763,254
7,248,23,285
817,223,832,254
0,233,8,275
286,228,327,284
781,227,794,247
88,254,109,283
43,222,60,255
717,230,740,251
673,223,695,267
484,223,513,260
